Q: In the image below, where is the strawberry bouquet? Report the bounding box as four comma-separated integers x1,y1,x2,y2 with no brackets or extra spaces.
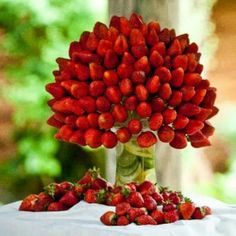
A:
19,168,212,226
46,13,218,184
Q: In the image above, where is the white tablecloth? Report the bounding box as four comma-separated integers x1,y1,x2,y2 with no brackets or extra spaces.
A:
0,196,236,236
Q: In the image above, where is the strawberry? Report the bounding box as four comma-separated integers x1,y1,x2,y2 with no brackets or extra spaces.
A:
44,181,74,199
76,116,90,130
203,206,212,215
103,70,119,86
135,215,157,225
151,209,164,224
117,215,130,226
91,177,108,190
47,116,63,128
124,96,138,111
119,78,133,96
179,199,196,220
84,189,106,204
114,35,128,55
168,192,181,205
137,131,157,148
89,63,104,80
112,104,128,123
173,115,189,130
87,113,99,128
168,91,183,107
158,125,175,143
138,180,156,195
135,84,149,101
101,131,118,148
124,182,137,192
115,202,131,216
149,112,163,131
100,211,117,226
162,203,177,212
106,192,125,206
128,119,142,134
34,192,54,211
192,207,206,219
152,192,164,205
116,127,131,143
149,51,163,68
84,128,102,148
105,86,122,104
46,83,65,99
143,195,157,211
127,192,144,208
127,207,147,222
163,210,179,223
47,202,68,211
74,184,85,198
170,131,187,149
146,75,160,94
19,194,38,211
155,67,171,83
104,49,119,68
162,108,177,124
131,70,146,84
89,81,105,97
96,96,111,112
98,112,114,130
59,190,78,207
151,97,165,112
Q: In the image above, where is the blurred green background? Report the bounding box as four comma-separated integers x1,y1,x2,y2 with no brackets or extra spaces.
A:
0,0,236,205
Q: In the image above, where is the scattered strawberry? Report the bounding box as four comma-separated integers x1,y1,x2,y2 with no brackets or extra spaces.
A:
135,215,157,225
59,190,78,207
138,181,156,195
179,198,196,220
116,202,131,216
84,189,106,204
19,194,39,211
117,215,130,226
163,210,179,223
143,195,157,211
127,207,147,222
203,205,212,215
100,211,117,225
47,202,68,211
127,192,144,208
192,207,206,219
150,209,164,224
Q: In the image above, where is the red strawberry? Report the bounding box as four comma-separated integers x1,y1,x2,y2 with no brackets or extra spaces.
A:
87,113,99,128
131,70,146,84
163,210,179,223
149,112,163,131
98,112,114,130
101,131,118,148
19,194,38,211
127,192,144,208
173,115,189,130
112,104,128,123
143,195,157,211
124,182,137,192
127,207,147,222
135,215,157,225
84,128,102,148
152,192,164,205
76,116,90,130
170,131,187,149
151,209,164,224
162,203,177,212
89,81,105,97
74,184,85,198
103,70,119,86
47,202,68,211
138,181,156,195
96,96,111,112
84,189,106,204
158,125,175,143
100,211,117,226
135,84,149,101
34,192,54,211
203,206,212,215
117,215,130,226
116,127,132,143
192,207,206,219
168,192,181,205
179,199,196,220
155,67,171,83
137,131,157,148
105,86,122,104
128,119,142,134
159,83,172,100
59,190,78,207
91,176,108,190
115,202,131,216
44,181,74,199
151,97,165,112
119,78,133,96
146,75,160,94
124,96,138,111
106,192,125,206
168,91,183,107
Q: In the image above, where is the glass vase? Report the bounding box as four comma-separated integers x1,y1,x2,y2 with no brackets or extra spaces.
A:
115,136,156,186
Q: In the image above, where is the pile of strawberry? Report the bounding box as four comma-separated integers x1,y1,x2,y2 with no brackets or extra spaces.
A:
19,168,211,226
46,13,218,149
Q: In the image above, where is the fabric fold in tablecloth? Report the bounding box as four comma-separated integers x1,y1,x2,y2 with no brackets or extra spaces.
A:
0,196,236,236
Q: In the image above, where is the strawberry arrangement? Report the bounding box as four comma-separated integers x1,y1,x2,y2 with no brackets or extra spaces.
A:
46,13,218,149
19,168,212,226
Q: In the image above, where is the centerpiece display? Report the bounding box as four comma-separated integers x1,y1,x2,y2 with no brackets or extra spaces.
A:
46,13,218,185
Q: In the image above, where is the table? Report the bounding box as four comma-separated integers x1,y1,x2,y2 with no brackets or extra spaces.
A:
0,196,236,236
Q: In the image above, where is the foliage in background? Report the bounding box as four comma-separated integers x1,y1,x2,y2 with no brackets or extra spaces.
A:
0,0,108,203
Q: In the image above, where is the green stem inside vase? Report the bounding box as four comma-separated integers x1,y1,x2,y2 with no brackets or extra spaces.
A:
115,138,156,185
